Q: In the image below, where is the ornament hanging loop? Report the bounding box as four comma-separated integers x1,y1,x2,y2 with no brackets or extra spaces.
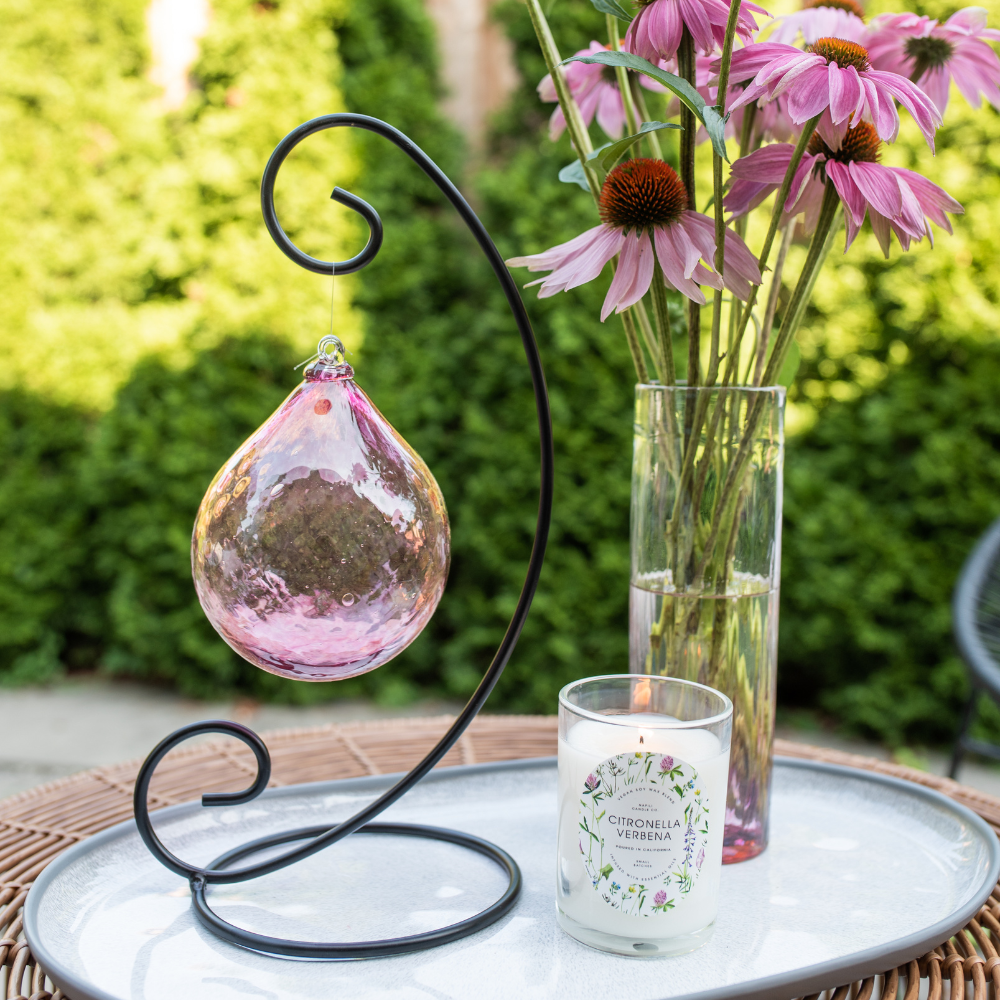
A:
316,334,346,362
303,333,353,381
291,335,348,373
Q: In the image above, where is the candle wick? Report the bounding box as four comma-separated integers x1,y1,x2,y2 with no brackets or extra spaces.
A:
639,735,644,744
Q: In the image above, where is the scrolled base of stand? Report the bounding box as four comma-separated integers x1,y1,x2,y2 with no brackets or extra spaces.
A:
190,821,521,960
555,906,714,958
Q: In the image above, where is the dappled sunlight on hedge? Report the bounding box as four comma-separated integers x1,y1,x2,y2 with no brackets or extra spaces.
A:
0,0,360,411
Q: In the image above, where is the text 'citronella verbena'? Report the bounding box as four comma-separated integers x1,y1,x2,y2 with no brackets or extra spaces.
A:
191,340,450,682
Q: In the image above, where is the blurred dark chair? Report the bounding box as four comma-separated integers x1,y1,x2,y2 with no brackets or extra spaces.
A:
949,516,1000,779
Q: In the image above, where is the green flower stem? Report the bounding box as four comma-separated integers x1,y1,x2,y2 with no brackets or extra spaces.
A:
760,184,841,387
707,139,726,385
687,391,726,534
621,307,650,384
732,104,757,247
631,78,663,159
634,299,661,377
737,100,757,160
678,29,697,209
722,112,821,388
665,0,744,569
529,0,661,392
714,1,742,104
607,15,641,139
678,28,700,387
707,485,746,683
708,0,742,387
751,218,794,385
524,0,600,202
786,204,842,336
650,262,676,385
708,287,725,387
693,183,841,588
726,293,740,366
731,106,754,251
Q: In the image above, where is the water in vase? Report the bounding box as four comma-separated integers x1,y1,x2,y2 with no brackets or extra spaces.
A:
630,573,778,863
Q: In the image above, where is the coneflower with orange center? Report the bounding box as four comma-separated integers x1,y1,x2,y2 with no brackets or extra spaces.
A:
724,122,963,256
767,0,867,46
804,0,863,16
728,36,942,149
866,7,1000,116
623,0,768,62
507,159,761,319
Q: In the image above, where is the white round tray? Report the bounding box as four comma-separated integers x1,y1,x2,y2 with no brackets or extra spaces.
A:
24,757,1000,1000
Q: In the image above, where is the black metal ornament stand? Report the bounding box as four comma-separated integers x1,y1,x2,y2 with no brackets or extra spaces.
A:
132,114,554,960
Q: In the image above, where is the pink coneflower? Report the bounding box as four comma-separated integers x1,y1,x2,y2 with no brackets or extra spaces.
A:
731,96,798,143
728,38,942,149
665,54,739,141
539,42,628,140
706,50,798,143
624,0,768,63
866,8,1000,115
539,42,670,140
724,122,963,254
767,0,867,46
662,54,790,145
666,54,728,136
506,159,761,318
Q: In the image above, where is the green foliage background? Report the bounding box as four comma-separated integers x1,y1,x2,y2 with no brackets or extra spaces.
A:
775,0,1000,743
2,0,1000,744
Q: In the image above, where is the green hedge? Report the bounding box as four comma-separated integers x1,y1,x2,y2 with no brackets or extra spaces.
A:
0,391,97,683
0,0,641,707
780,336,1000,745
87,336,304,696
4,0,1000,746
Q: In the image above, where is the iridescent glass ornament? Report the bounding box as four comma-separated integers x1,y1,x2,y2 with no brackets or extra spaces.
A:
192,336,450,681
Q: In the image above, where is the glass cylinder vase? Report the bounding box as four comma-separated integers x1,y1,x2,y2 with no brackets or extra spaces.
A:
629,384,785,863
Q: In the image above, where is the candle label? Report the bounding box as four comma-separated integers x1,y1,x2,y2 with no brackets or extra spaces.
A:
578,752,708,916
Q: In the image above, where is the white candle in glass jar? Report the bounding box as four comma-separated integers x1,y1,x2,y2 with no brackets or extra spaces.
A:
557,712,730,947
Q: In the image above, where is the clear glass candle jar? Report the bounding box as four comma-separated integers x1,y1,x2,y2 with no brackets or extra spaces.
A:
557,675,733,957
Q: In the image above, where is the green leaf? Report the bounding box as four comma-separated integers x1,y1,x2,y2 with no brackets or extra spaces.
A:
588,0,633,21
586,121,682,170
558,159,591,190
562,50,730,161
702,105,729,162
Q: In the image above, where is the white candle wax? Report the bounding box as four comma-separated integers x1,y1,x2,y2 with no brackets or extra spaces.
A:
557,713,730,942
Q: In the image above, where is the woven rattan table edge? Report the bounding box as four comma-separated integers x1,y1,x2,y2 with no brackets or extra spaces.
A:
1,717,999,1000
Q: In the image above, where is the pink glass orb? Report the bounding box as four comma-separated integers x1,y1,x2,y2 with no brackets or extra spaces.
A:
191,341,450,681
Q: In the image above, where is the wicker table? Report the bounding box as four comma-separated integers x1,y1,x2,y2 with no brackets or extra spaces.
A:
2,716,999,1000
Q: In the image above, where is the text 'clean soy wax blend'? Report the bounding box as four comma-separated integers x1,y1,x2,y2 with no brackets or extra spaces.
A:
557,675,733,957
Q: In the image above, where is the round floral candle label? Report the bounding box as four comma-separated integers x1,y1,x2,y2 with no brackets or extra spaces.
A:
578,752,709,916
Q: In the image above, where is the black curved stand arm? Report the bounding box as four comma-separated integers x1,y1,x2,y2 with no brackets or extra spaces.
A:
132,114,553,959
